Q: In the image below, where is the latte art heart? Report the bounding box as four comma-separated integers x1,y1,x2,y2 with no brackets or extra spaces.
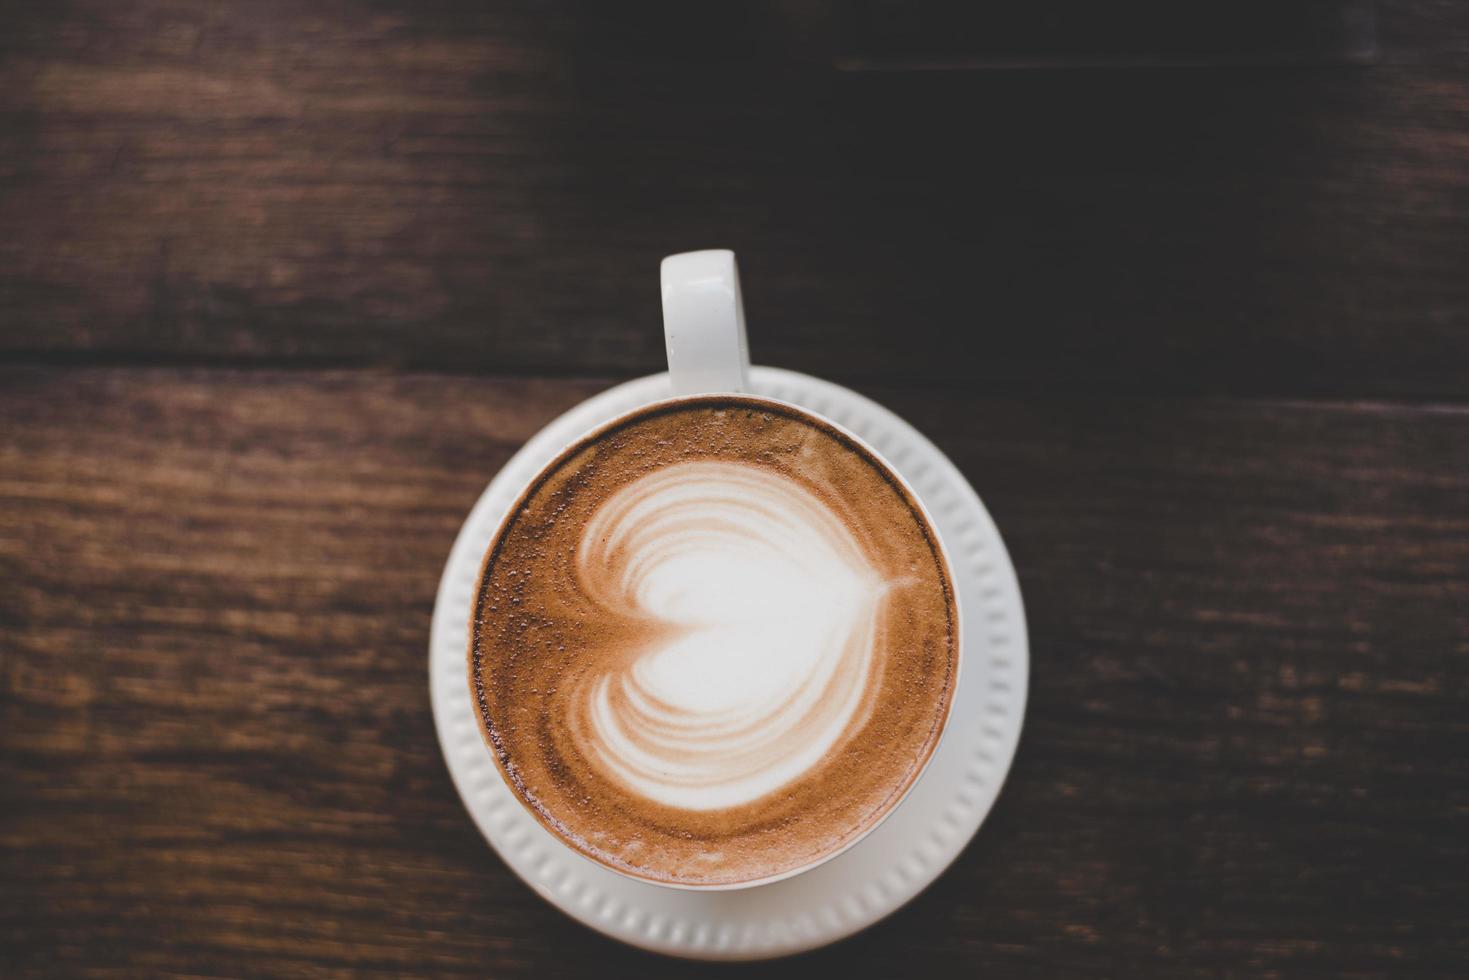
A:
575,461,891,811
471,399,956,887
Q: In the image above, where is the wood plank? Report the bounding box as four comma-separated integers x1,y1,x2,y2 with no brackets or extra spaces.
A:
829,1,1380,70
1,2,1467,396
2,367,1465,976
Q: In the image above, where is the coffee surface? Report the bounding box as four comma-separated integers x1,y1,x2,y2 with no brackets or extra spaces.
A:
470,397,956,886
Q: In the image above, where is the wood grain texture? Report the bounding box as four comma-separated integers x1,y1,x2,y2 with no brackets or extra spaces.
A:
3,1,1469,975
2,367,1466,977
0,1,1467,396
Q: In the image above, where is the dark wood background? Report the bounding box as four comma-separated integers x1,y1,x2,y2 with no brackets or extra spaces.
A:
2,2,1467,976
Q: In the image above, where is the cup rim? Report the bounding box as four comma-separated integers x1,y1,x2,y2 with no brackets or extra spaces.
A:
466,390,963,891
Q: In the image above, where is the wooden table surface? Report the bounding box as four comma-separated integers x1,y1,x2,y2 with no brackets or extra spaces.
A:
2,3,1466,976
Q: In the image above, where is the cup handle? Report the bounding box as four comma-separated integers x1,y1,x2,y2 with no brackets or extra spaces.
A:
661,249,750,395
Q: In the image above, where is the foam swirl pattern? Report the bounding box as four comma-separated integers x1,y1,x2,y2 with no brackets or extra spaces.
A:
470,397,957,887
577,460,889,812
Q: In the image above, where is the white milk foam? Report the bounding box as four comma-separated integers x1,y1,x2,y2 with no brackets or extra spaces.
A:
575,460,890,811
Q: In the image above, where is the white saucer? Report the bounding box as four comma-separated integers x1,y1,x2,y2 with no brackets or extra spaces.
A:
429,367,1028,960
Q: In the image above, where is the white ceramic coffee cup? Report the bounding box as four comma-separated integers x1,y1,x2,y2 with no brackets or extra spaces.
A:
475,250,962,890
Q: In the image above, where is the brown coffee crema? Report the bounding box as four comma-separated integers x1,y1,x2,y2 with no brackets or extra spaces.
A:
469,397,956,886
